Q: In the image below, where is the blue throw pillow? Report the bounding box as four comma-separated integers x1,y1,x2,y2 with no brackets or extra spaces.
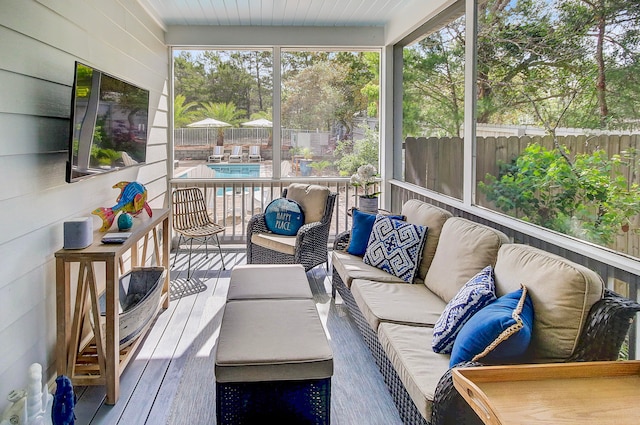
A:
264,198,305,236
363,216,428,283
347,209,404,257
449,284,534,368
432,266,497,354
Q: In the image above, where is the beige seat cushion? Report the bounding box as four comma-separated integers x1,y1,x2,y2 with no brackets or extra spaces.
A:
493,244,604,363
250,233,296,255
425,217,509,303
227,264,312,300
378,322,451,422
401,200,453,281
286,183,330,224
351,279,447,331
331,250,405,288
215,299,333,383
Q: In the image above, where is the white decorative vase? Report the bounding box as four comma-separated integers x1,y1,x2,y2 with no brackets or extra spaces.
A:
358,196,378,214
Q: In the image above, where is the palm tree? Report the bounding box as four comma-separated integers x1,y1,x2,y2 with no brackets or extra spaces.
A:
173,94,198,128
199,102,246,145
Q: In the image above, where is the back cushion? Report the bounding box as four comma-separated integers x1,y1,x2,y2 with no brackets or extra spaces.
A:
493,244,604,363
286,183,330,224
425,217,509,302
401,200,452,281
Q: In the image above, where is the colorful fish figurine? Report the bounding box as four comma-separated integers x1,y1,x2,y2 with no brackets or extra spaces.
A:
92,181,152,231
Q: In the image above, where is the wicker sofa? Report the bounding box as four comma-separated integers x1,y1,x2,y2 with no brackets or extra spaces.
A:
331,199,640,425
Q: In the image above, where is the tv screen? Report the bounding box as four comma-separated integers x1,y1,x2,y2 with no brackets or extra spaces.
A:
66,61,149,183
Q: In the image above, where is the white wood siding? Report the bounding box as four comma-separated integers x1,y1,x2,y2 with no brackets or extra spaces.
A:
0,0,168,407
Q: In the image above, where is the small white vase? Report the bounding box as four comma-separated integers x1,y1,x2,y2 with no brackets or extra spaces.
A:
358,196,378,213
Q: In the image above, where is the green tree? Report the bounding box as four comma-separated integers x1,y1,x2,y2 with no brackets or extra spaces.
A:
334,125,379,176
197,102,246,145
479,143,640,245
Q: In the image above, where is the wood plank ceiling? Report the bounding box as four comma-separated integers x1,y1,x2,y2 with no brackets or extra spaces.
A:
138,0,413,27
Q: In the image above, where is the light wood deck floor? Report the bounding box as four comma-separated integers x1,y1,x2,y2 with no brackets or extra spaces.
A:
72,247,403,424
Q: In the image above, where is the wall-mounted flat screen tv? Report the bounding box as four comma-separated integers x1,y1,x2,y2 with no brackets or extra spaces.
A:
66,61,149,183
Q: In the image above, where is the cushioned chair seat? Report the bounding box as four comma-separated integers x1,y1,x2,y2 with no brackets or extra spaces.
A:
332,250,406,288
251,233,297,256
377,322,451,421
227,264,312,300
215,299,333,383
351,279,447,331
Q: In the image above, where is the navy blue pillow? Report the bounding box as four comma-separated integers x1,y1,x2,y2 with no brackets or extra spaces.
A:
449,284,534,368
347,209,404,257
264,198,305,236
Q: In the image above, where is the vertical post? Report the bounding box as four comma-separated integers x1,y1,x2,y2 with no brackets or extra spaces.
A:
55,257,71,379
104,257,119,404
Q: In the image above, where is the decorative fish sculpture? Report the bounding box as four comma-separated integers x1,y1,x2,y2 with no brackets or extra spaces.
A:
93,181,152,231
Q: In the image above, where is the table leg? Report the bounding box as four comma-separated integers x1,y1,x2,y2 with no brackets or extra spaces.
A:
55,258,71,378
104,258,119,404
162,216,170,308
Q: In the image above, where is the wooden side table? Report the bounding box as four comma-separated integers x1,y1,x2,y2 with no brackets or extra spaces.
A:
54,208,170,404
453,361,640,425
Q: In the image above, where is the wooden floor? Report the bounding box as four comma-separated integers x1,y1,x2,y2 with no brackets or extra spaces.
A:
72,247,403,424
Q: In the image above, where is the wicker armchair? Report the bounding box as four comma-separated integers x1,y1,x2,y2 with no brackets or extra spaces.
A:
331,231,640,425
172,187,226,280
247,184,336,271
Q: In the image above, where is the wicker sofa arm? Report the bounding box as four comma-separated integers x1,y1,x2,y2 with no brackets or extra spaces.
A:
333,230,351,251
569,288,640,362
431,361,485,425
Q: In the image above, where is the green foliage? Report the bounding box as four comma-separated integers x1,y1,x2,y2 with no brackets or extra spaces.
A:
174,94,198,128
334,125,379,176
479,143,640,245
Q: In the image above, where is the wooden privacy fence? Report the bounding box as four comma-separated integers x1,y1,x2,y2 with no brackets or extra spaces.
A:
404,134,640,257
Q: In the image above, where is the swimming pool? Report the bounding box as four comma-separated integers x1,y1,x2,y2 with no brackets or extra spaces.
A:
207,163,261,178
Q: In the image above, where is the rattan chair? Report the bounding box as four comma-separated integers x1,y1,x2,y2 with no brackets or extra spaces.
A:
172,187,225,279
247,184,336,271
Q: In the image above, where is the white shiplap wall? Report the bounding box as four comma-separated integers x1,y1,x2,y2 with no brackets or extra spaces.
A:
0,0,168,408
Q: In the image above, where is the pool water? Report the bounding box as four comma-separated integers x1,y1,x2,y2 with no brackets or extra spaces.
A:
208,163,260,178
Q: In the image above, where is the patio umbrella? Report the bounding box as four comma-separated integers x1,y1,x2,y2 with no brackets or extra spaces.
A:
240,118,272,127
187,118,231,146
241,118,273,145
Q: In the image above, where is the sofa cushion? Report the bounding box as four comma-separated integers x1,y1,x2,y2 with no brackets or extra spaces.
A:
347,209,404,257
351,279,447,331
250,233,296,255
401,200,452,281
450,284,534,367
493,244,604,362
432,266,497,354
285,183,330,224
264,197,305,236
363,216,428,283
331,250,406,288
377,322,451,421
424,217,509,303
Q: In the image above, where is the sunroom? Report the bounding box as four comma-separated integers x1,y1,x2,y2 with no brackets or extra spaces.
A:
2,0,640,424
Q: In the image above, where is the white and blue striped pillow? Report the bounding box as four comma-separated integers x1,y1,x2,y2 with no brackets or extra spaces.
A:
432,266,497,354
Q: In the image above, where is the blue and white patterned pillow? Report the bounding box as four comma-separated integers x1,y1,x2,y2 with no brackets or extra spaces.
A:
363,216,428,283
432,266,497,354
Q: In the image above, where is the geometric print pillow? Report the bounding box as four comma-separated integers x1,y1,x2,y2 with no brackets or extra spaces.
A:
363,216,428,283
432,266,497,354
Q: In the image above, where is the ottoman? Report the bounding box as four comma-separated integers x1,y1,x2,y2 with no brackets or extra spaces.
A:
215,298,333,424
227,264,312,300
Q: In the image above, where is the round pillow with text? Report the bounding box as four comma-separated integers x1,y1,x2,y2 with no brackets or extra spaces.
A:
264,198,305,236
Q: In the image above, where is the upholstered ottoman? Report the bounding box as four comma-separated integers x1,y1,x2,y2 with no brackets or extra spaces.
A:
227,264,312,300
215,298,333,424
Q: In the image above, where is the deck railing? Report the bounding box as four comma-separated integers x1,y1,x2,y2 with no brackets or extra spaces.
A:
169,177,372,244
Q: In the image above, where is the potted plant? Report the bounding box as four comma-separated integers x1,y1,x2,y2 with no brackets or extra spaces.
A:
350,164,380,213
299,147,314,176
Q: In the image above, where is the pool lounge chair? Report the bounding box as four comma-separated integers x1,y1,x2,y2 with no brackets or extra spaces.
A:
228,145,243,163
248,145,261,162
208,145,225,162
